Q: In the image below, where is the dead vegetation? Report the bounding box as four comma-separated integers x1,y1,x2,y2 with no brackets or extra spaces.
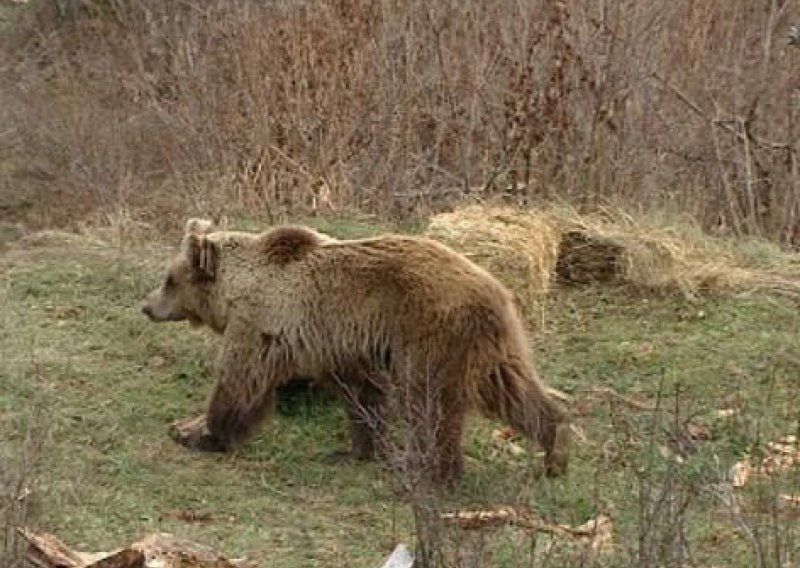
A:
18,529,257,568
426,206,560,316
554,208,800,299
2,1,800,244
426,205,800,315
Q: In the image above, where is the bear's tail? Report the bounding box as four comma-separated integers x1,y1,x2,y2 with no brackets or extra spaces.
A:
478,358,570,476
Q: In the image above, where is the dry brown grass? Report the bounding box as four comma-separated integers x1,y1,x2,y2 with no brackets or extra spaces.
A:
426,205,560,318
427,205,800,310
554,208,800,299
1,1,800,244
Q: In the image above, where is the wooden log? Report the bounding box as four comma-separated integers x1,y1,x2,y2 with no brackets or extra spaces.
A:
17,529,256,568
18,528,79,568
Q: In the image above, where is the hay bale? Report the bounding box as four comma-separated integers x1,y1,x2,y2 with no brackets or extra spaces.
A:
426,205,560,317
428,204,800,304
552,210,800,298
555,231,623,284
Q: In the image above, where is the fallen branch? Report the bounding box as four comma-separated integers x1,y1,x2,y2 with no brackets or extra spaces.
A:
441,505,608,538
18,529,257,568
588,387,655,412
547,387,573,403
17,529,112,568
441,506,613,557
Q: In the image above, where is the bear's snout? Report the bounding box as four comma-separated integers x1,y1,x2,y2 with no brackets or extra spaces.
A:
140,292,187,323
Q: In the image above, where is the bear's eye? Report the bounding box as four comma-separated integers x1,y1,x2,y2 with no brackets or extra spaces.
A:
164,275,176,289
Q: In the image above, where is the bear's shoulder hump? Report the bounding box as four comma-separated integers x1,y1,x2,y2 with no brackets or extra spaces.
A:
257,226,324,265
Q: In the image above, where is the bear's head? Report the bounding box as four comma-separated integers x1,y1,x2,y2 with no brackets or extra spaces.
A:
141,218,223,331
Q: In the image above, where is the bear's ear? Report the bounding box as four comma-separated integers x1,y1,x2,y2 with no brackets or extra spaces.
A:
185,218,215,236
186,234,217,281
259,226,321,265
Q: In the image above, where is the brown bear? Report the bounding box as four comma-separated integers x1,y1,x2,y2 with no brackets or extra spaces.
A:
141,218,569,485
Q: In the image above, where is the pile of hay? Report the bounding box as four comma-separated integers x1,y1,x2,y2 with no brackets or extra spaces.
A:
425,205,561,317
554,209,800,299
426,205,800,310
552,210,746,298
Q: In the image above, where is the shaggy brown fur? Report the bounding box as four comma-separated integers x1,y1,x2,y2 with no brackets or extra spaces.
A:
142,219,570,485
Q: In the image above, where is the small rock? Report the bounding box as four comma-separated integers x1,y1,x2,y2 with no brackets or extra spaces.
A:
381,544,414,568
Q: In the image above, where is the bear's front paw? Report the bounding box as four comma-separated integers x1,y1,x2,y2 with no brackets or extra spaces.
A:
168,415,226,452
322,450,360,465
543,423,570,477
543,452,568,477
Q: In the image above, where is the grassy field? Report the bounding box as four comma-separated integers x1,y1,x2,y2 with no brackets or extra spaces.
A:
2,218,800,567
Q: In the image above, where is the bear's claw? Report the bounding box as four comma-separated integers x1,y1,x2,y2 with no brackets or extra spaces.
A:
168,415,226,453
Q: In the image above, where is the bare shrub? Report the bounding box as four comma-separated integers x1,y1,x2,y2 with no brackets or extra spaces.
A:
1,1,799,243
349,363,800,566
332,364,554,567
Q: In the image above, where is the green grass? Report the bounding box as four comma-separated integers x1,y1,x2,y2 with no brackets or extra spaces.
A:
1,224,800,567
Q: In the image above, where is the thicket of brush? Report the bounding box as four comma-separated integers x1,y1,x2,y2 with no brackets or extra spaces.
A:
1,0,799,244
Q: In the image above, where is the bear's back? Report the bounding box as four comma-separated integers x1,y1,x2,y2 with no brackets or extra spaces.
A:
214,227,524,365
311,234,514,316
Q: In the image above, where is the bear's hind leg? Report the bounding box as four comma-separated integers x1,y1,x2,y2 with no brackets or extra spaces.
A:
431,401,466,486
327,370,387,462
348,380,387,461
405,388,467,488
482,360,570,477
